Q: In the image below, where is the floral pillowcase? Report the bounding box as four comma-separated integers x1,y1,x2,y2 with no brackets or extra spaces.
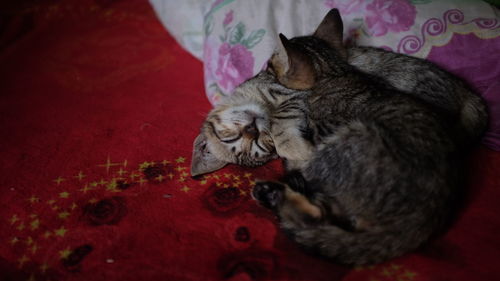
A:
151,0,500,150
202,0,499,104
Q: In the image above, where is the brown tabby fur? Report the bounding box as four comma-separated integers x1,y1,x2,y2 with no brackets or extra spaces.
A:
191,9,488,265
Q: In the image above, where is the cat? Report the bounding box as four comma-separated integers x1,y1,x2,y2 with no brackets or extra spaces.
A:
347,47,487,147
191,9,488,265
191,14,487,177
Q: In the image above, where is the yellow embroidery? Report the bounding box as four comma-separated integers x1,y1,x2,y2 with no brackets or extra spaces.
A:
58,211,70,219
130,172,140,180
28,196,40,204
53,177,65,185
98,156,124,174
54,227,68,237
30,219,40,231
353,263,418,281
16,222,25,231
7,154,259,279
18,254,30,268
74,171,86,181
40,263,49,274
116,168,128,176
59,248,71,259
31,243,39,254
106,180,119,192
25,236,34,246
155,174,165,182
79,184,93,193
139,161,151,170
59,191,70,199
10,237,19,245
10,214,19,225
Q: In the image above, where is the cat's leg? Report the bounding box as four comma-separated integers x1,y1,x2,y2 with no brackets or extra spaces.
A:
271,119,315,161
275,137,314,161
252,181,322,222
253,173,373,232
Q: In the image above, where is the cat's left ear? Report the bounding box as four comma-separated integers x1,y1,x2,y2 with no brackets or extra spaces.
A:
191,134,227,177
270,33,315,90
313,8,347,59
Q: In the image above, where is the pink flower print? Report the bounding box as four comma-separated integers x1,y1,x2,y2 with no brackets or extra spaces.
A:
365,0,417,37
210,0,224,10
223,10,234,26
324,0,364,15
215,43,255,92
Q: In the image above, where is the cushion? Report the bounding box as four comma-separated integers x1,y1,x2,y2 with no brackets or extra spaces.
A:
151,0,500,150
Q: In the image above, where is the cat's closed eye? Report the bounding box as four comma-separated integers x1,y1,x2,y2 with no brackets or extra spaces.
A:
220,135,241,143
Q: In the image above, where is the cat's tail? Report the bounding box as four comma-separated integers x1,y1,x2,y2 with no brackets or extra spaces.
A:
458,88,488,145
290,225,424,265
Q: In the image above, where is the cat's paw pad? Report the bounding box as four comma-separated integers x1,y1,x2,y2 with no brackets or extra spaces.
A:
252,181,285,209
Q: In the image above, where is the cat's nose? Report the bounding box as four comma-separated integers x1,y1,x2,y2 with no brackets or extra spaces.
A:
243,120,259,138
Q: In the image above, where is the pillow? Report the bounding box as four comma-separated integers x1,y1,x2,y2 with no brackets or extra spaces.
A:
202,0,499,100
149,0,208,60
151,0,500,150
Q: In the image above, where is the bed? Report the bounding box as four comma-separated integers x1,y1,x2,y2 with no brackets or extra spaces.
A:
1,0,500,280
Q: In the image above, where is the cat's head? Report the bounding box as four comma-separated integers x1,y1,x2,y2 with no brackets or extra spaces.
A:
269,8,347,90
191,9,346,176
191,90,277,176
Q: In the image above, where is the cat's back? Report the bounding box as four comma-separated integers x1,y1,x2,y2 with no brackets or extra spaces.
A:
348,46,488,144
305,68,456,179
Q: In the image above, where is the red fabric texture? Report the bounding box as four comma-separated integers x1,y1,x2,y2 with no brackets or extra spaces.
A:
1,1,499,280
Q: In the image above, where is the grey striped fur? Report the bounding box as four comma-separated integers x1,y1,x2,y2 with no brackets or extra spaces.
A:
191,9,488,265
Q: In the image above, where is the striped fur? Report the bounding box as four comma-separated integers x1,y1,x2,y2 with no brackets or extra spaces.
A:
191,9,488,265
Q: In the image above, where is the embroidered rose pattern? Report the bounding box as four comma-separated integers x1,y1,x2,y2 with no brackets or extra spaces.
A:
206,10,266,95
234,226,250,242
201,184,249,216
223,10,234,26
62,244,94,272
82,196,127,226
215,42,254,91
365,0,417,36
217,249,279,280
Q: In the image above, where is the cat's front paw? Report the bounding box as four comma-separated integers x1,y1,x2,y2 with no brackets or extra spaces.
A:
252,181,285,209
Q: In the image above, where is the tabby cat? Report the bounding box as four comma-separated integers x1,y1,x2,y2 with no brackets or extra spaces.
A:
191,9,487,265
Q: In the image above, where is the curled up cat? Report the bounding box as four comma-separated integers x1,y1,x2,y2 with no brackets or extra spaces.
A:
190,9,488,265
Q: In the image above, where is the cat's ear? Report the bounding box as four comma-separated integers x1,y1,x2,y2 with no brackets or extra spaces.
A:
191,134,227,176
313,8,347,59
270,33,315,90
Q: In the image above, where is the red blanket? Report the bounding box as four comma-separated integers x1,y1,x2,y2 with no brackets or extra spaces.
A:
1,1,499,280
